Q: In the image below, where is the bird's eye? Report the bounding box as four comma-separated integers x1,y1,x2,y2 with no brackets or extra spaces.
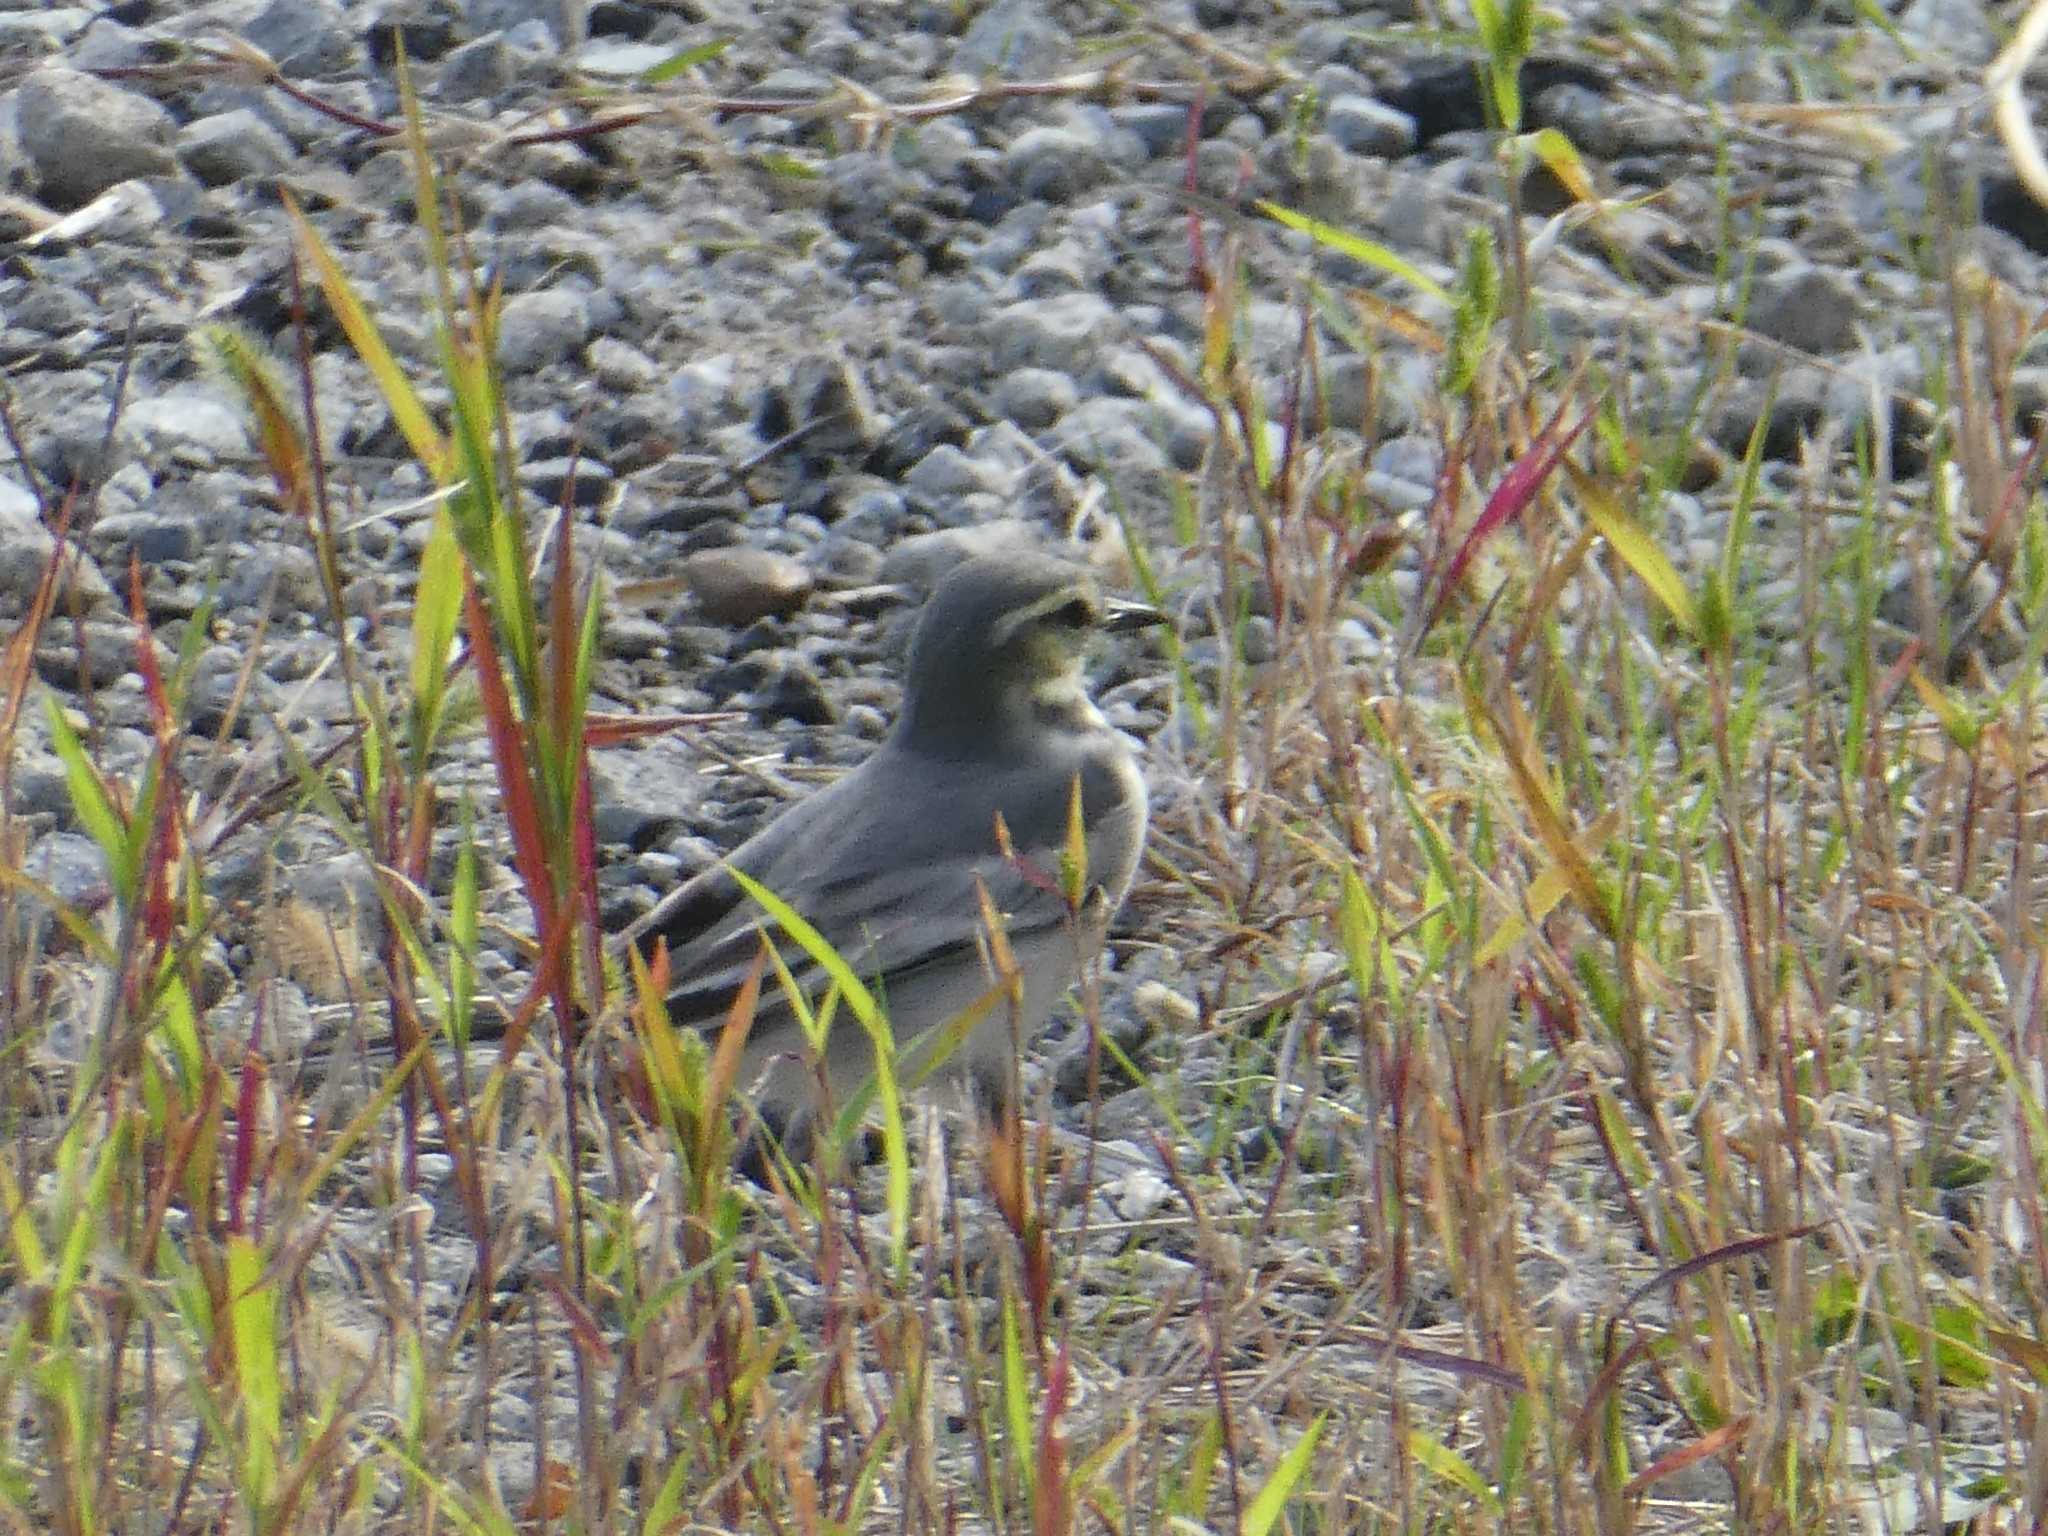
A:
1051,597,1096,629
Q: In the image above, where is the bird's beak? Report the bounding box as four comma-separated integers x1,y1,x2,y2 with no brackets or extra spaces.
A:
1102,597,1167,634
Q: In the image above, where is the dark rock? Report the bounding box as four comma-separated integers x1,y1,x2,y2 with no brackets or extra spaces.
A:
1384,56,1610,147
519,456,614,508
866,401,974,479
89,511,198,566
755,652,838,726
365,0,465,64
1708,371,1828,461
756,355,879,461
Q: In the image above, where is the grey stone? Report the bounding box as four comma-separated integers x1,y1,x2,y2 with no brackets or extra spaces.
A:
1325,95,1417,159
903,444,997,503
496,287,591,371
684,548,815,626
668,354,738,427
987,291,1118,374
440,33,515,100
89,511,198,566
587,336,660,391
590,747,700,850
0,7,89,50
1110,103,1194,158
1052,398,1172,477
1531,83,1619,159
992,367,1079,431
1746,265,1861,356
1004,124,1115,203
1012,241,1092,297
1896,0,1996,61
123,391,249,465
217,544,324,621
178,109,294,188
20,832,111,922
15,67,178,208
879,520,1046,592
577,40,673,77
0,503,113,610
243,0,360,74
1254,133,1356,223
36,618,131,690
956,0,1068,76
64,20,154,70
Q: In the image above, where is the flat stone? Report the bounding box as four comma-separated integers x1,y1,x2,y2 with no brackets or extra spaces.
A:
684,547,815,626
123,391,249,464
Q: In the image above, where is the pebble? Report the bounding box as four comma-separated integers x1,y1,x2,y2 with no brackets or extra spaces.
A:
243,0,361,75
439,31,516,99
1324,95,1418,159
496,288,593,371
122,392,250,466
956,0,1069,76
880,521,1047,592
1745,265,1862,357
987,291,1119,374
991,367,1079,431
1004,124,1120,204
684,548,815,626
15,67,179,209
177,110,296,188
0,0,2010,1360
902,444,997,502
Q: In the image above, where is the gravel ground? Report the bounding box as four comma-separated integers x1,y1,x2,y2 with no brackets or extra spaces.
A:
3,0,2045,1525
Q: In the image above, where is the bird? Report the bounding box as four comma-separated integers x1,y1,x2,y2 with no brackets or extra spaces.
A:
618,549,1161,1159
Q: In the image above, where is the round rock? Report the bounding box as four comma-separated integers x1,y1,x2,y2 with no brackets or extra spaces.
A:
683,548,815,626
15,68,179,209
178,109,295,188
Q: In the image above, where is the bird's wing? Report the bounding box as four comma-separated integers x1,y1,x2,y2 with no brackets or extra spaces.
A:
621,748,1131,1032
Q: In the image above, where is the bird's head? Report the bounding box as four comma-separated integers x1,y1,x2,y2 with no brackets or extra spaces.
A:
896,552,1161,755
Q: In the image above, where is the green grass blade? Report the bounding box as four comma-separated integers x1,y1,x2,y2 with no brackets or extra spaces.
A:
1256,201,1453,305
1243,1412,1328,1536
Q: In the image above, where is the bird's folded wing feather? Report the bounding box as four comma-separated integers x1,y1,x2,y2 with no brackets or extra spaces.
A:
631,843,1085,1031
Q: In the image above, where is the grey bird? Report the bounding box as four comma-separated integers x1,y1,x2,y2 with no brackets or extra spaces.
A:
619,550,1160,1153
